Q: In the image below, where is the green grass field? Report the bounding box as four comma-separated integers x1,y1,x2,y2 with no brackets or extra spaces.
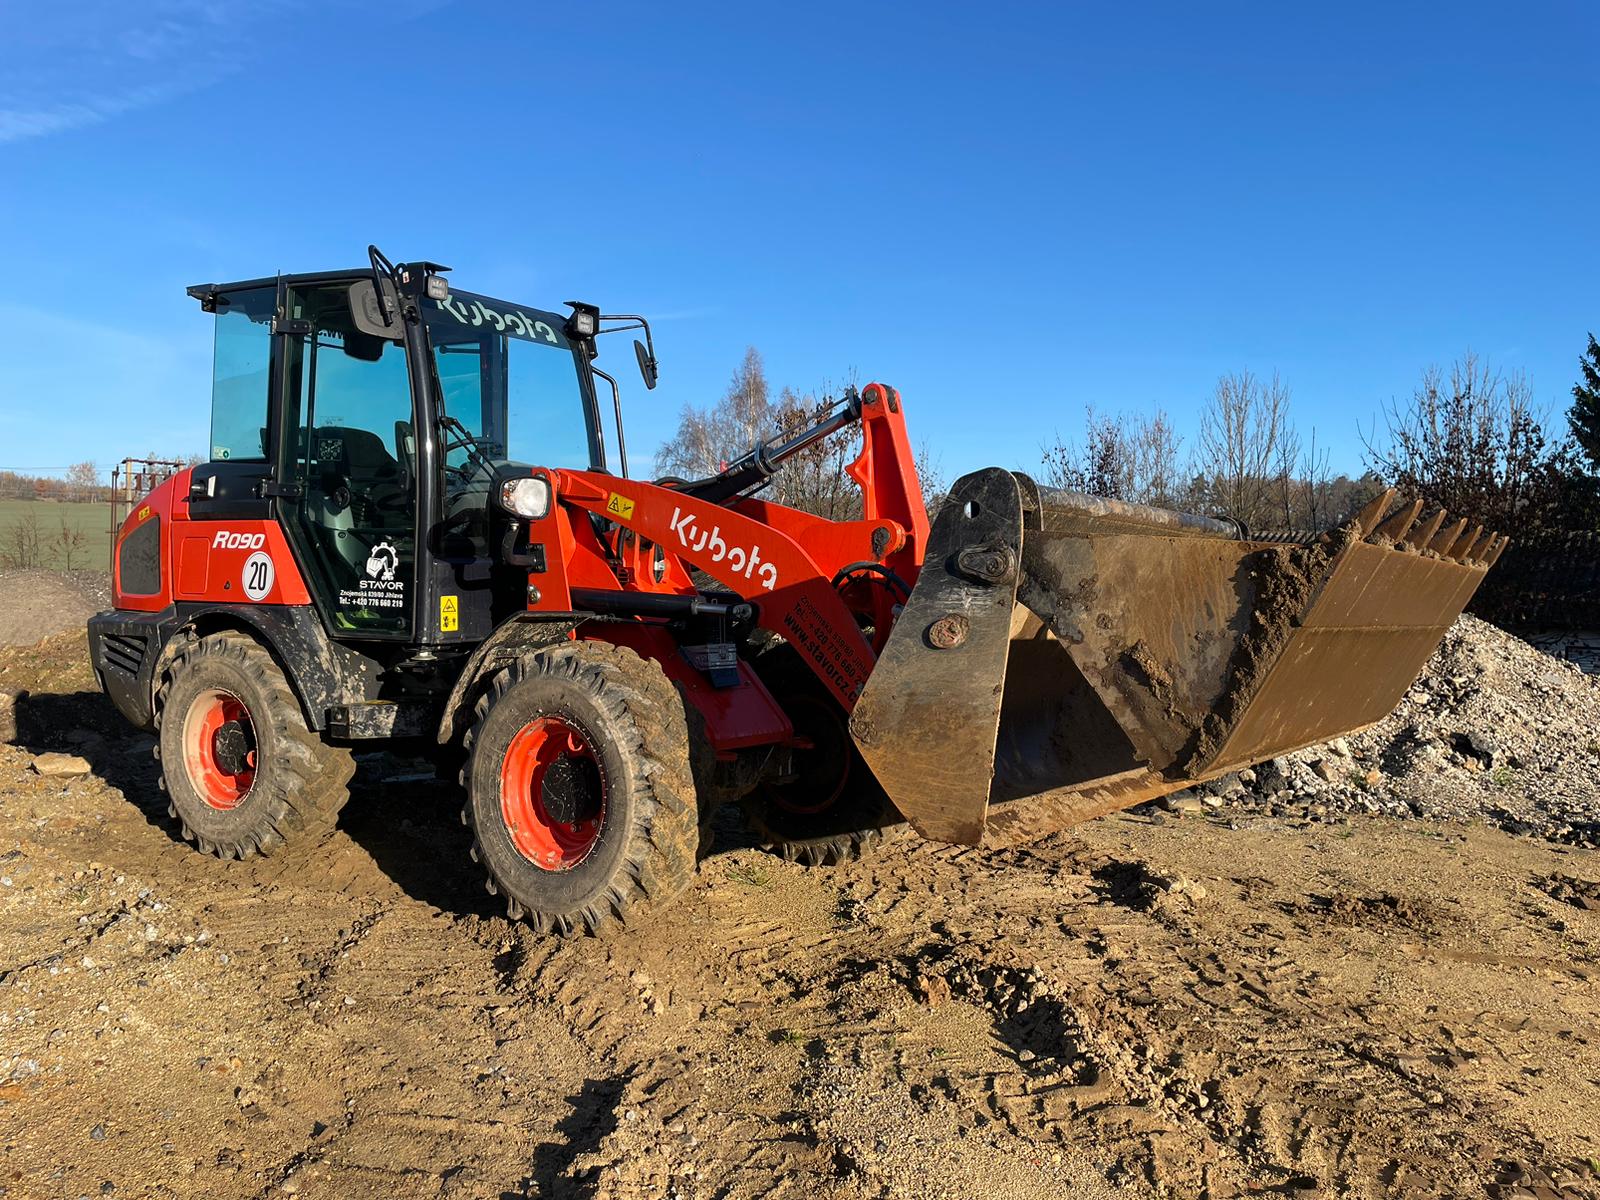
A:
0,499,115,570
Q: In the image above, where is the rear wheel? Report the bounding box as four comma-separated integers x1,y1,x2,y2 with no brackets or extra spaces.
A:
462,641,698,936
743,646,893,866
154,631,355,859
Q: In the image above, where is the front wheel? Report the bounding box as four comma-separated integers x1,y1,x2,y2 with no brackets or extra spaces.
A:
462,642,699,936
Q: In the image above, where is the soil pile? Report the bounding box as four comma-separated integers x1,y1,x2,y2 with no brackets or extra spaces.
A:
1202,615,1600,844
0,569,109,647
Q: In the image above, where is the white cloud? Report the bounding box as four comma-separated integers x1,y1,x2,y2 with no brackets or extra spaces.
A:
0,1,450,145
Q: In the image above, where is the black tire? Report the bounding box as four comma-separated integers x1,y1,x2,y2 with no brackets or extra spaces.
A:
462,641,699,936
154,631,356,859
743,645,892,867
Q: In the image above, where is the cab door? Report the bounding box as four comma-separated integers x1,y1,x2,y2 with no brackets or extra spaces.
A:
275,281,419,639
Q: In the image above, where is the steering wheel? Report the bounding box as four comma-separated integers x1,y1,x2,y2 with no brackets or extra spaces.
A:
438,415,495,486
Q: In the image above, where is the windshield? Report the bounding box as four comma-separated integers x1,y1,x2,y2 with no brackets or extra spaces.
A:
425,290,597,476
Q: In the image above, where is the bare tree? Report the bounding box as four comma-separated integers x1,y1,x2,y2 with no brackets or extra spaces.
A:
654,351,914,520
655,347,774,481
1300,428,1333,530
1130,409,1183,508
1042,405,1183,507
1364,351,1581,536
766,385,863,520
1272,419,1302,529
51,518,89,570
1,512,43,569
65,461,100,503
1041,406,1132,499
914,440,948,513
1195,370,1295,530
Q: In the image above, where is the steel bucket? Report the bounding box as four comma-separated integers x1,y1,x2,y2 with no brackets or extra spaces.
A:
850,469,1503,846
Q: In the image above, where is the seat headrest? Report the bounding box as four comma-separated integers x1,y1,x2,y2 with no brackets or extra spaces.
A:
315,426,394,473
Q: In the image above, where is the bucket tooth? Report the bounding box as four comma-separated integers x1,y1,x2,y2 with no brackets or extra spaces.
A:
1447,523,1483,561
1465,530,1496,563
1428,517,1467,555
1372,497,1424,543
1353,488,1398,536
1408,509,1447,551
1484,534,1510,567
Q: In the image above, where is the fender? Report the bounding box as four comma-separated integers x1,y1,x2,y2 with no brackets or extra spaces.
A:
435,612,582,745
164,603,377,731
90,602,378,732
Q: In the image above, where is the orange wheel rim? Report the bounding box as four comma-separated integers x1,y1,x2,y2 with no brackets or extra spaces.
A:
499,716,605,870
181,688,257,811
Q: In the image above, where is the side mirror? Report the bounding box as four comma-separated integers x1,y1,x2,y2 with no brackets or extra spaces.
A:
634,338,658,390
349,279,403,340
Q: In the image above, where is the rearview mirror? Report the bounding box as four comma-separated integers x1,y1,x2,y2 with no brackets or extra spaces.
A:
349,279,403,340
634,338,658,390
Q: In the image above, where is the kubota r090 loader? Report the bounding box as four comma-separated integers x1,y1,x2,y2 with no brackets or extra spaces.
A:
87,247,1503,935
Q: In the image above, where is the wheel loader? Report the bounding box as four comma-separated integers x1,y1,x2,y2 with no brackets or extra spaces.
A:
86,247,1505,935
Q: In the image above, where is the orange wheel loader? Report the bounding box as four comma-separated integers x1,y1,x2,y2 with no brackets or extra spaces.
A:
86,247,1505,936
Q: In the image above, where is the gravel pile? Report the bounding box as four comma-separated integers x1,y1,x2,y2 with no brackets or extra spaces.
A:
1183,615,1600,846
0,569,109,647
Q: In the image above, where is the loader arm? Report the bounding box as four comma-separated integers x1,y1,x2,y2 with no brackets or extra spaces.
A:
544,470,879,711
525,381,930,711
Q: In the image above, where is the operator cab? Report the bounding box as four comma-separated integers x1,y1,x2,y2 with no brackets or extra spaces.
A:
188,267,612,646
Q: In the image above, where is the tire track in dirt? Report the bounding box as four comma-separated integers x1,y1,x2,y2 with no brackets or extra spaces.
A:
3,637,1600,1198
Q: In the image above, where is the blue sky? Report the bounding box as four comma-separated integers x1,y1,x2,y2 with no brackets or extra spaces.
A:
1,2,1596,484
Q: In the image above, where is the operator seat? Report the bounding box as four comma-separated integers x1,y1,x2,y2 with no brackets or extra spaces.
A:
309,425,410,583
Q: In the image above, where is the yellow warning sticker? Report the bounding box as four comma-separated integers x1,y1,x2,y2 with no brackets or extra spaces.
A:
440,594,459,632
605,491,636,520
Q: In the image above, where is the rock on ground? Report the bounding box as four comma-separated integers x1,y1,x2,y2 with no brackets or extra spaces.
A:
28,751,92,777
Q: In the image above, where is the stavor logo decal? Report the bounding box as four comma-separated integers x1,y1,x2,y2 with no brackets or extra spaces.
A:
366,541,399,581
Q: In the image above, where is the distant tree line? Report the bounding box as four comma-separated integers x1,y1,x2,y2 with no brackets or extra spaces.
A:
0,461,108,503
1041,343,1600,548
658,340,1600,556
0,454,198,572
1040,371,1387,534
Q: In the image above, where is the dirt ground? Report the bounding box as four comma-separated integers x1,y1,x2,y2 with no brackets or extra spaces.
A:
3,629,1600,1200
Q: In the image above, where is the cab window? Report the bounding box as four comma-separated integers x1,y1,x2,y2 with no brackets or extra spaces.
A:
279,282,417,638
208,287,275,462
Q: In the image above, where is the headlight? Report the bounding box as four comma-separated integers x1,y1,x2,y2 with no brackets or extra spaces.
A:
499,477,551,519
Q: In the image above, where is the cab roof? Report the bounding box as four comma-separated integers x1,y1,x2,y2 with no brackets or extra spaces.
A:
186,269,369,301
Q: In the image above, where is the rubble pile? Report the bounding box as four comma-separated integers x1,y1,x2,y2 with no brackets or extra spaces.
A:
1193,615,1600,845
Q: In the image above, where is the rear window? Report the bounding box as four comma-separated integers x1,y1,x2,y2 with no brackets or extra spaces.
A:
209,287,276,462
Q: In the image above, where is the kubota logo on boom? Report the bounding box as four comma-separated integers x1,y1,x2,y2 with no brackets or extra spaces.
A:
669,506,778,592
